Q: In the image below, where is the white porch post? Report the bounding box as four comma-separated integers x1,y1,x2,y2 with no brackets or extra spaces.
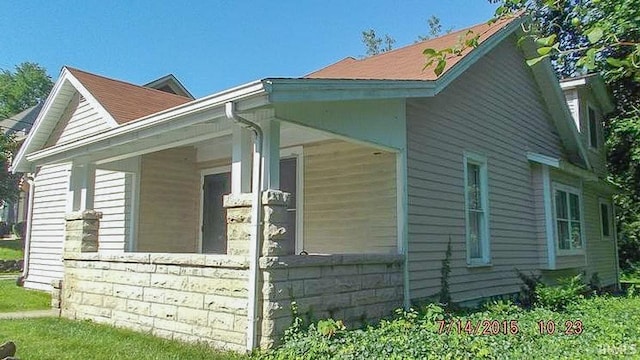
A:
67,162,96,212
231,125,252,194
261,119,280,190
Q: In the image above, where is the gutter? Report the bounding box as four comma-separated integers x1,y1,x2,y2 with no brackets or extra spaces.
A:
225,102,263,351
20,175,36,284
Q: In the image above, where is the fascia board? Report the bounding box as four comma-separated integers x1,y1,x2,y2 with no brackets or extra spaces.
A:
25,81,267,164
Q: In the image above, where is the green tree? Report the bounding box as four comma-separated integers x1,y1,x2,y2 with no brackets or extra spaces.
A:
362,29,395,56
0,62,53,206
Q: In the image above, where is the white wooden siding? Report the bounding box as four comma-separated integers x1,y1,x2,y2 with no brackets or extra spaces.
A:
137,147,199,253
26,93,130,291
25,163,70,291
564,89,580,129
406,36,568,302
46,94,112,146
303,141,397,254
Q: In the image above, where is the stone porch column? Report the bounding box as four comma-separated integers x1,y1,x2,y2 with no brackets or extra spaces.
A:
63,210,102,255
223,190,291,256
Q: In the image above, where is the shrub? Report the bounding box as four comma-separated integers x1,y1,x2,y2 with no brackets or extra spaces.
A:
515,269,542,308
535,274,587,311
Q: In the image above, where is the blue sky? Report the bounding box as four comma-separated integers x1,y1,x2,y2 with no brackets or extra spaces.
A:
1,1,498,98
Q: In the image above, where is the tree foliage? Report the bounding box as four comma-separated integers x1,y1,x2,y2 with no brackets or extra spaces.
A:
361,29,396,56
489,0,640,269
0,62,53,119
0,62,53,206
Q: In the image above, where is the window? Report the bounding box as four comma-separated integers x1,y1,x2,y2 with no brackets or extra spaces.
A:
553,184,583,252
588,106,599,149
599,200,613,238
464,153,490,265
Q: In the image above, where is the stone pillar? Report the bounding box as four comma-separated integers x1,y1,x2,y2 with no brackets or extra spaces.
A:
224,193,253,256
223,190,291,257
261,190,291,256
64,210,102,254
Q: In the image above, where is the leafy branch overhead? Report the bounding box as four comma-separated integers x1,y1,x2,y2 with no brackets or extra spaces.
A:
423,0,640,80
423,30,480,76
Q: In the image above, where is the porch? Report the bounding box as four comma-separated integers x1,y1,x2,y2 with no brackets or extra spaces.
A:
30,96,407,350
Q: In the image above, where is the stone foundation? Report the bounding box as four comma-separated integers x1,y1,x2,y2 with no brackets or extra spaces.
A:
258,254,404,348
61,253,250,351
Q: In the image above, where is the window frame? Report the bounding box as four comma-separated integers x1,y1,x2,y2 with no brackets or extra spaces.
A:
463,152,491,266
586,103,599,150
552,182,585,255
599,198,613,239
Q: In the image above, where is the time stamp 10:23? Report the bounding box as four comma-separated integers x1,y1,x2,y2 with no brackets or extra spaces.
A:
435,319,584,336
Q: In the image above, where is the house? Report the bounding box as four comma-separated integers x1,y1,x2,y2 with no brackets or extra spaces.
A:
12,15,618,351
0,103,42,228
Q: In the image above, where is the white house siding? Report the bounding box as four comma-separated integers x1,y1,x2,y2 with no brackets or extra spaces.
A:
579,88,608,178
530,164,550,268
406,36,568,302
25,92,129,291
45,94,111,147
25,163,70,291
137,147,199,253
303,140,397,254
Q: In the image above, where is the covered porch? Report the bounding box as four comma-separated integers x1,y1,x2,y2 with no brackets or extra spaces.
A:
28,88,408,350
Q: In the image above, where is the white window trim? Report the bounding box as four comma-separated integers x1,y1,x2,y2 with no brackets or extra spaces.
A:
198,165,231,253
463,152,491,266
280,146,304,254
598,198,613,239
552,182,585,256
586,103,599,150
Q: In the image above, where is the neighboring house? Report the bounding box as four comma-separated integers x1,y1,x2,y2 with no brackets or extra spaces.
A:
0,103,42,227
12,15,617,351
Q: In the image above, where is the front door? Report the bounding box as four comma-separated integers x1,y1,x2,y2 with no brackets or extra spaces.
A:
202,172,230,253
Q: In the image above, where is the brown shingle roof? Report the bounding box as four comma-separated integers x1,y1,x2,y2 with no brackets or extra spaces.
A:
66,67,192,124
306,16,519,81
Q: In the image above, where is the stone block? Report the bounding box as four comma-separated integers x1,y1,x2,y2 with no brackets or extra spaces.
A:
126,299,151,316
227,207,252,224
186,277,247,297
207,311,235,331
177,306,209,326
261,190,290,206
223,193,252,208
154,318,193,335
113,284,144,300
164,289,204,309
150,273,188,290
263,280,304,301
204,294,247,315
81,293,104,307
321,264,358,277
227,239,250,256
361,274,387,290
149,303,177,319
287,266,321,280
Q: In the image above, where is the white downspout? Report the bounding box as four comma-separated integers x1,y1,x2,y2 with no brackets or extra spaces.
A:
612,200,621,291
225,102,263,351
20,174,36,284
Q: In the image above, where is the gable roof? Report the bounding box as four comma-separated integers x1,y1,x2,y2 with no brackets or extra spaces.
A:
66,67,192,124
0,102,43,140
12,67,195,172
306,15,519,81
144,74,194,99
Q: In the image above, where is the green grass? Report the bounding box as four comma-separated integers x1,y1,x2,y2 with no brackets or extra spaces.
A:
0,318,247,360
0,280,50,312
0,239,23,261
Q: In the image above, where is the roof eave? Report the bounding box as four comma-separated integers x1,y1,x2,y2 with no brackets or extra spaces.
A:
23,80,268,168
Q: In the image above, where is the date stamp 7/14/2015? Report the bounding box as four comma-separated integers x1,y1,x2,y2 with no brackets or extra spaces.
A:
435,319,584,336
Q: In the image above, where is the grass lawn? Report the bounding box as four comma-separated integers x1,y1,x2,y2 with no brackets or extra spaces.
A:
0,280,50,312
0,318,247,360
0,239,23,261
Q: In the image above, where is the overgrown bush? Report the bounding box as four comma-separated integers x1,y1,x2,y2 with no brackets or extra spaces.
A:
255,295,640,359
535,274,587,311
